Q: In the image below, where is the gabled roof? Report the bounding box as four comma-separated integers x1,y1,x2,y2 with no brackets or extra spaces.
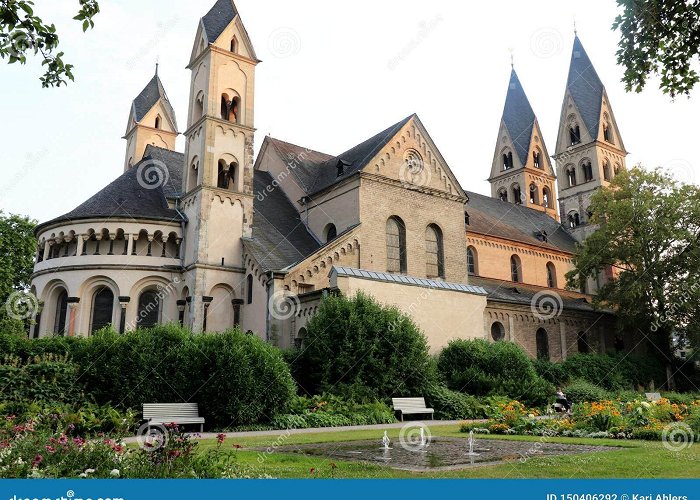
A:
202,0,237,44
263,137,334,193
502,69,536,166
565,35,604,139
244,170,321,271
36,151,184,233
131,74,178,130
307,114,414,196
466,191,577,254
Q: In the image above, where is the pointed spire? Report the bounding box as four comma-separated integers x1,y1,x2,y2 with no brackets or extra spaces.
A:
202,0,238,43
501,68,536,167
155,58,159,76
565,35,604,140
132,73,177,130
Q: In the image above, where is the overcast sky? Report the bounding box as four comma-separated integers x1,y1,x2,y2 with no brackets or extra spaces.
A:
1,0,697,222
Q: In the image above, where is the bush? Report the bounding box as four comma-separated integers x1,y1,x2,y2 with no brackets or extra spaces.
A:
561,353,666,391
533,358,569,386
292,293,435,399
564,379,611,403
424,384,486,420
0,353,85,405
437,339,554,407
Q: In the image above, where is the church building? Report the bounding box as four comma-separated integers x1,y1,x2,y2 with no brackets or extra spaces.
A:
29,0,634,361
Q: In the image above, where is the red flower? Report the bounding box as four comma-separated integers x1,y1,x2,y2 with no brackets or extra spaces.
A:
232,444,242,449
310,468,316,474
5,415,15,421
32,454,43,468
216,433,226,444
45,445,56,454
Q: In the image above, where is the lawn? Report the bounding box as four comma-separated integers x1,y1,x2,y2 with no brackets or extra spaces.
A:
196,424,700,478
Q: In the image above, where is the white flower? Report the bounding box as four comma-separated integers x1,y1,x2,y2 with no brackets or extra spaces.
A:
79,472,88,478
110,469,120,477
15,457,24,465
85,468,96,474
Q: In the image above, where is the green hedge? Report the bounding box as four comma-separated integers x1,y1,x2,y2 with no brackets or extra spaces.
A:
564,379,611,403
423,384,486,420
0,353,84,405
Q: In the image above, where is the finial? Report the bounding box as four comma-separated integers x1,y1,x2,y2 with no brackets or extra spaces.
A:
155,57,159,76
508,47,514,69
573,16,578,35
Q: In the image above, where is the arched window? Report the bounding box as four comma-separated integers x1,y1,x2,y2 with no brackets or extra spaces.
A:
230,37,238,53
577,331,590,354
324,223,337,242
491,321,505,342
217,160,231,189
386,216,407,274
512,184,522,205
54,290,68,336
533,150,542,169
542,186,551,208
498,188,508,202
467,246,478,276
502,151,514,170
187,160,199,192
567,167,577,187
569,124,581,145
154,115,161,129
294,327,306,349
603,160,611,181
91,287,114,333
246,274,253,304
193,92,204,123
425,224,445,279
567,211,580,228
614,163,621,176
546,262,557,288
137,289,160,328
582,161,593,182
510,254,522,283
220,94,240,122
603,123,613,143
529,183,539,205
536,328,550,360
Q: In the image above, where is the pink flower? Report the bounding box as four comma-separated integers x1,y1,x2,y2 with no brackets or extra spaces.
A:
5,415,15,421
216,433,226,444
73,437,85,447
232,444,242,449
45,445,56,454
32,454,43,468
58,434,68,445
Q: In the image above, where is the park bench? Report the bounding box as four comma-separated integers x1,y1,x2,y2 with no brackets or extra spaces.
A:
392,397,434,421
645,392,662,402
143,403,205,432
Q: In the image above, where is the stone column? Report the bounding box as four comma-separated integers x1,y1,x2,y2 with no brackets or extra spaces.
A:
93,233,102,255
202,296,213,331
508,315,515,342
177,299,186,326
559,321,568,361
108,234,116,255
76,234,84,257
118,296,130,333
81,235,89,255
146,235,154,256
126,233,134,256
66,297,80,336
43,240,50,259
232,299,244,327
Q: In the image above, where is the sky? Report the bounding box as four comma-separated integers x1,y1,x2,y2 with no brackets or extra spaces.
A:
1,0,698,223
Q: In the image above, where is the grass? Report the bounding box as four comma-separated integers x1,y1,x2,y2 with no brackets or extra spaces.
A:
195,424,700,478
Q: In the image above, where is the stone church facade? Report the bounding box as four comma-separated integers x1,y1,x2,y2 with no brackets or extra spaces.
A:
29,0,635,360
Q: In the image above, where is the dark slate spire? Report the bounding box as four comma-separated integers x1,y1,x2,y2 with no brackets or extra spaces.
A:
565,35,604,139
132,74,177,130
202,0,237,44
502,68,536,167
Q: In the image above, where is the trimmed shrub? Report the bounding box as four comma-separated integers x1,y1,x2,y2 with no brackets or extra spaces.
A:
437,339,554,407
564,379,611,403
293,292,435,399
424,384,486,420
0,353,84,405
533,358,569,386
561,353,666,391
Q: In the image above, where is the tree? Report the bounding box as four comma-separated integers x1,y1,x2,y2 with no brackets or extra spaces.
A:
0,0,99,87
566,167,700,387
0,211,37,335
613,0,700,97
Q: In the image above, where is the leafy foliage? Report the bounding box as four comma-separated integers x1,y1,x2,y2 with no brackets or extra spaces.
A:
423,383,486,420
564,379,611,403
293,292,435,399
0,0,99,87
613,0,700,97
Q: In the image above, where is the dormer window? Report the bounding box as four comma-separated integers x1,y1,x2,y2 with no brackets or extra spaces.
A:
336,160,347,177
569,125,581,146
464,211,470,225
498,189,508,202
502,151,514,171
535,230,548,242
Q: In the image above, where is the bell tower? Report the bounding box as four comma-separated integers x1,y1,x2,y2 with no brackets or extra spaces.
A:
180,0,259,331
488,68,557,219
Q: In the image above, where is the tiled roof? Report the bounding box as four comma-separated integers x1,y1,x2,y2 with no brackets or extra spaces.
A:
142,145,184,199
132,75,177,130
566,35,604,140
332,266,488,296
468,275,607,314
245,170,321,271
264,137,334,194
202,0,237,44
465,191,578,254
502,69,536,166
37,152,184,232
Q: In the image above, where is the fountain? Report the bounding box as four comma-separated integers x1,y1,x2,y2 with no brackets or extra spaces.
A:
381,431,391,450
466,430,480,456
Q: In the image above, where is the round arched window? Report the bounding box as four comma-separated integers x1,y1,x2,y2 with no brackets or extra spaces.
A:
491,321,505,342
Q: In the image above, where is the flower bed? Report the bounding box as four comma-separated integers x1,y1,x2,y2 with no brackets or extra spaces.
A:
460,398,700,442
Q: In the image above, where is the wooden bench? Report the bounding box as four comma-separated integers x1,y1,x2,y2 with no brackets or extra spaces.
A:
392,397,434,421
143,403,205,432
645,392,662,402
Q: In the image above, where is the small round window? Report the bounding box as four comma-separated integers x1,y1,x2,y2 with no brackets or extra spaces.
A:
491,321,505,341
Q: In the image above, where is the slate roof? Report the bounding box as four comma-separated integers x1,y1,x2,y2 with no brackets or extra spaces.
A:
37,153,184,233
132,75,177,130
502,69,536,166
202,0,237,44
244,170,321,271
468,275,607,314
566,35,604,139
465,191,578,254
264,137,334,194
332,266,488,296
142,145,184,199
307,114,414,196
